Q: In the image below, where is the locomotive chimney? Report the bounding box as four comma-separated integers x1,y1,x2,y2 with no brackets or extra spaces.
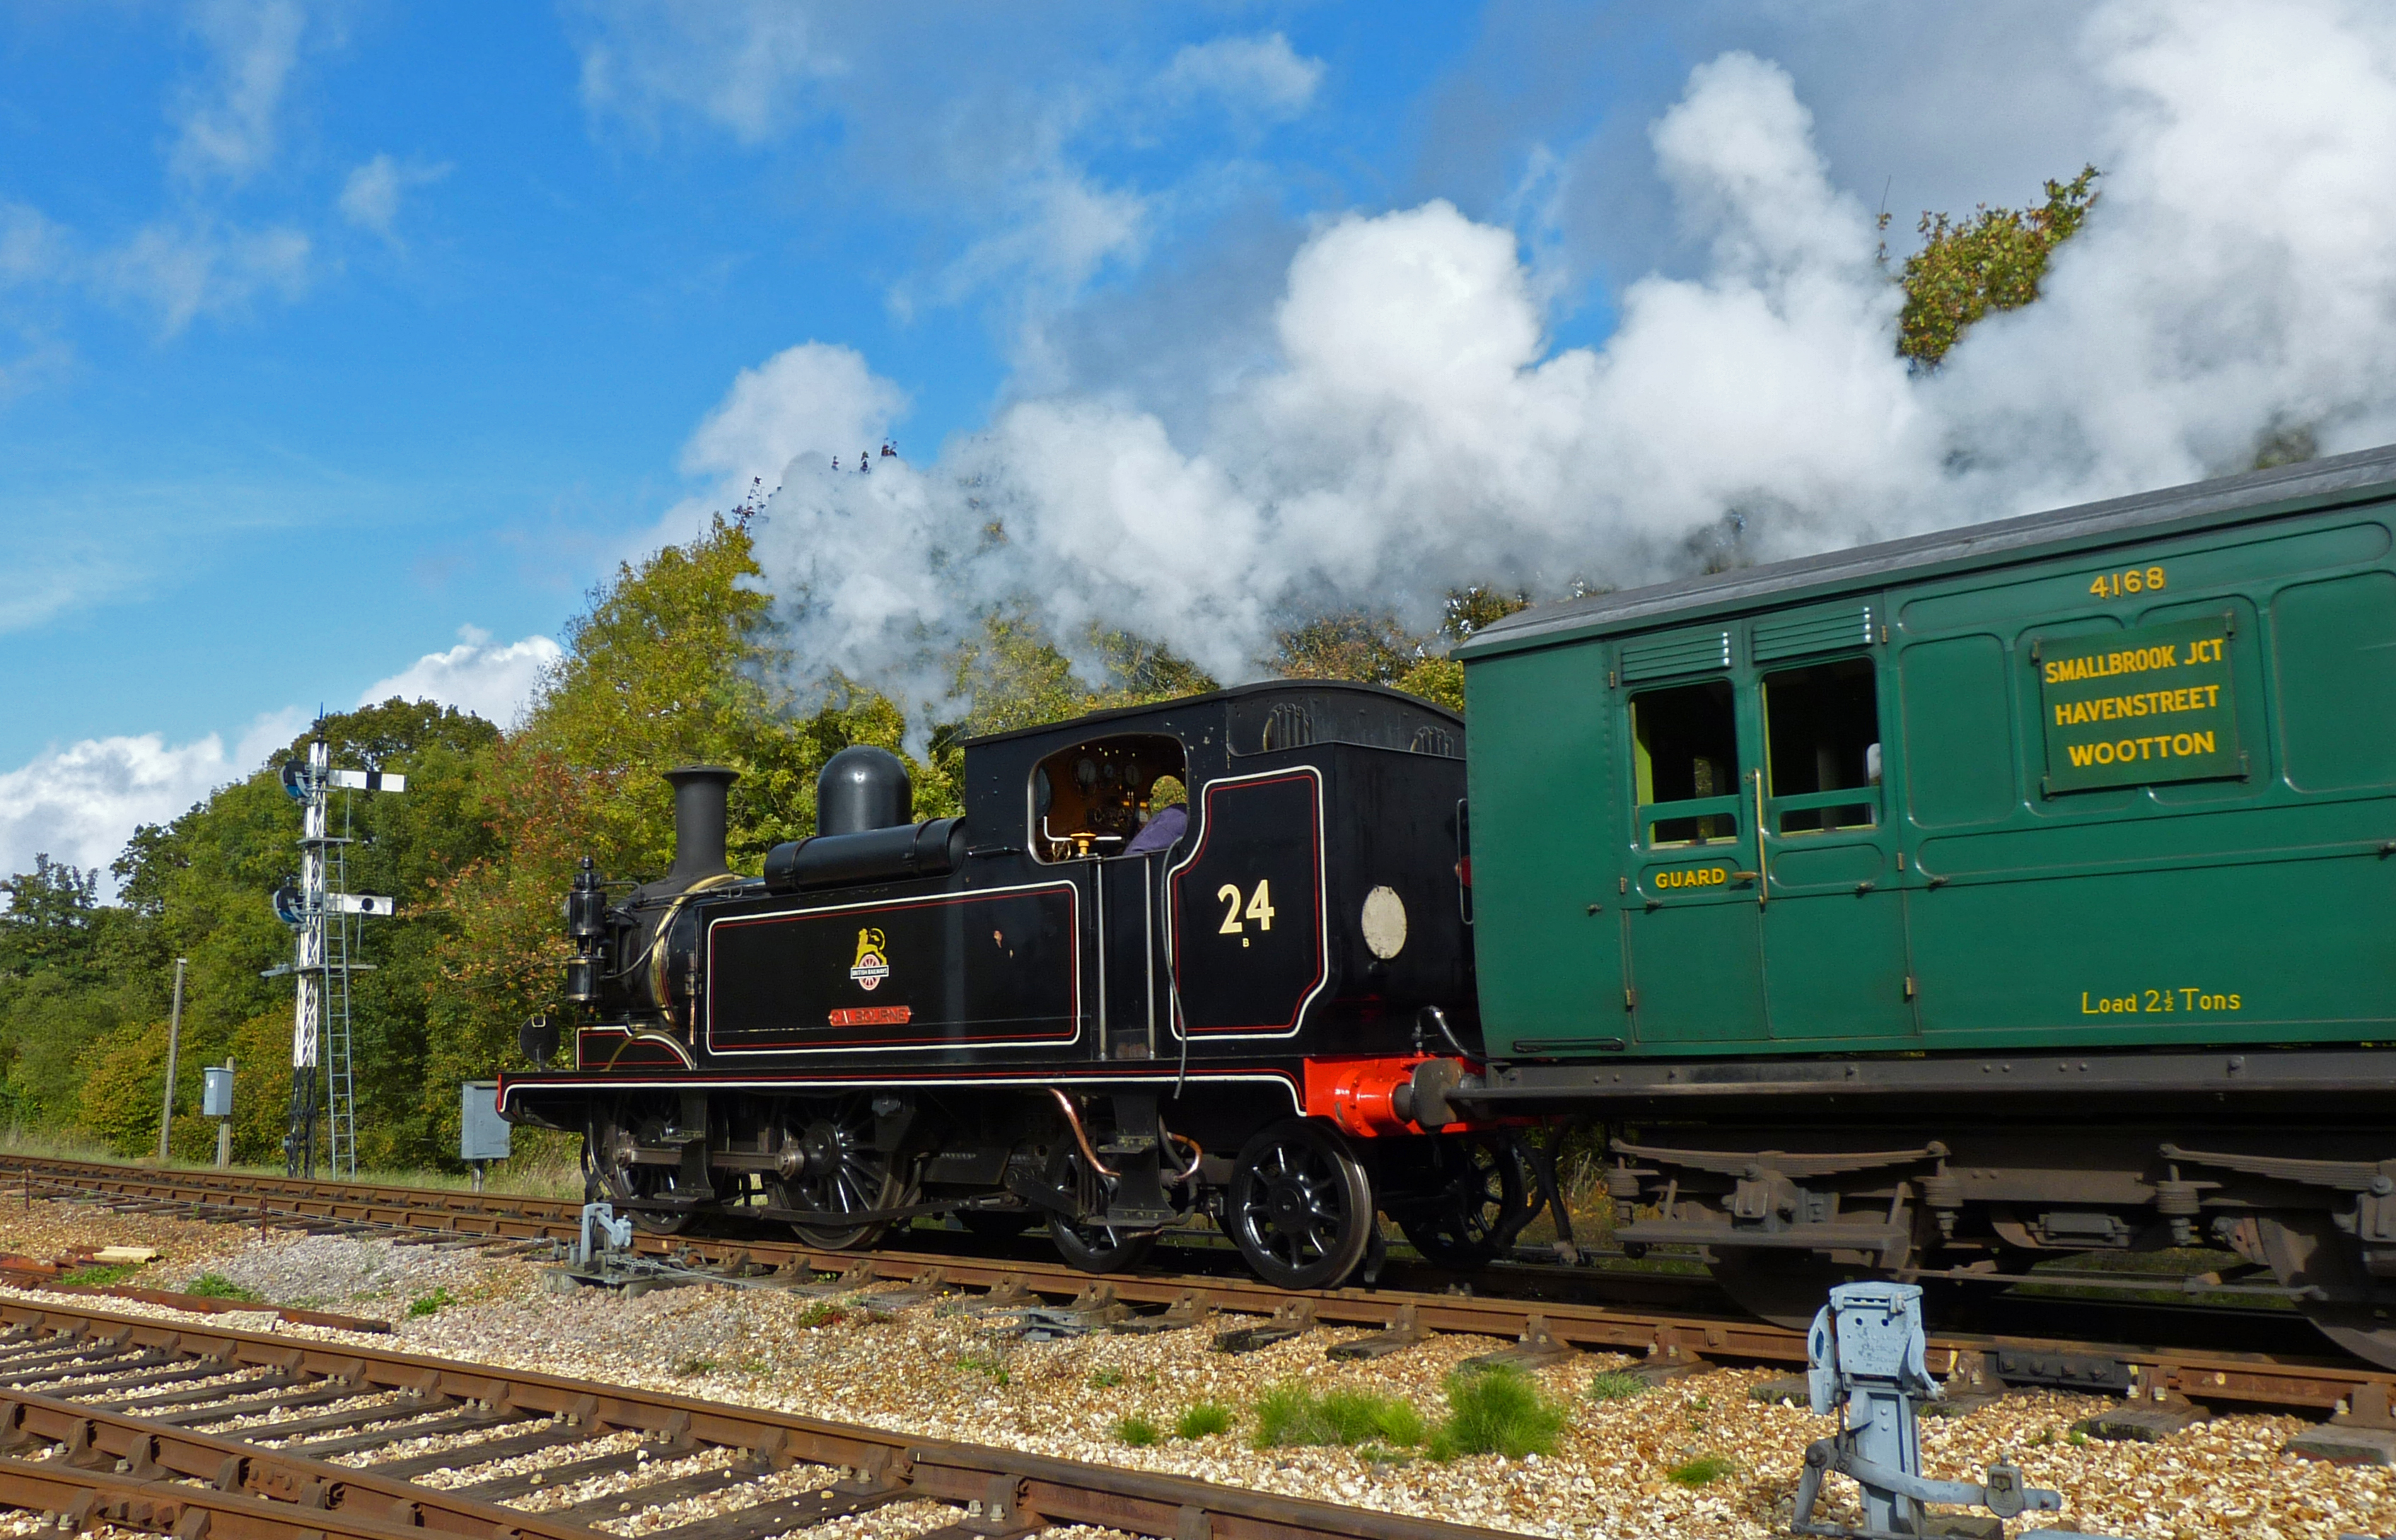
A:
663,766,738,885
818,746,912,835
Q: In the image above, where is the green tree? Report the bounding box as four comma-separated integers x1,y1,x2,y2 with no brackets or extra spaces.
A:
1270,586,1529,712
424,514,926,1150
1892,165,2099,369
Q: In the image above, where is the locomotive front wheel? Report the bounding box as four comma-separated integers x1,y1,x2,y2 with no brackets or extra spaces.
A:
1225,1119,1375,1290
1046,1146,1158,1273
770,1096,906,1250
587,1097,697,1236
1397,1133,1528,1269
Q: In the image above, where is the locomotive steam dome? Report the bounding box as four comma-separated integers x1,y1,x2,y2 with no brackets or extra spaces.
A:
818,745,912,834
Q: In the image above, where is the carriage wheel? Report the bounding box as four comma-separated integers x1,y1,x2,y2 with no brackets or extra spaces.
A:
771,1096,907,1250
1705,1249,1874,1330
1046,1145,1158,1273
2256,1213,2396,1369
1225,1119,1375,1290
587,1096,702,1236
1397,1133,1528,1268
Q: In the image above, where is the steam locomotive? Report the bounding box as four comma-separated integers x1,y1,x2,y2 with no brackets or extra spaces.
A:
499,684,1508,1289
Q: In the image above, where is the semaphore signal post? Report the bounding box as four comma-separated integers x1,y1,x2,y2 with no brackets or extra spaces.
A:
263,728,404,1179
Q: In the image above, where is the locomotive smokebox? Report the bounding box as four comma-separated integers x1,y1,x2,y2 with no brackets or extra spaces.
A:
818,746,912,835
662,766,738,886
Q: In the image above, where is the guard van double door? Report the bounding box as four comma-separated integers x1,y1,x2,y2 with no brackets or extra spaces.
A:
1619,603,1918,1047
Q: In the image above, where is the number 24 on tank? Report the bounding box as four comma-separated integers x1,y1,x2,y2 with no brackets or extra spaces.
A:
2081,985,2243,1014
1218,880,1275,947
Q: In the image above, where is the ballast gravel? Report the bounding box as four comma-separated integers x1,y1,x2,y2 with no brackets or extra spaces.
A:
0,1198,2392,1539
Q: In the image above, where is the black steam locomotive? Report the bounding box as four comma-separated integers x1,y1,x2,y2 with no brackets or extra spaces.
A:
499,682,1504,1288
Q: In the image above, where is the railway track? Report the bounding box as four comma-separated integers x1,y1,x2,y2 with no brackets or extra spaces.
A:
1,1153,2388,1424
0,1293,1524,1540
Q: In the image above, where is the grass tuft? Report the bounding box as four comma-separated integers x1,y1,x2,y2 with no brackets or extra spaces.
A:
1586,1370,1648,1402
1321,1389,1428,1447
1252,1382,1424,1449
1666,1453,1733,1488
674,1356,717,1377
1115,1414,1161,1447
1428,1365,1567,1461
956,1351,1010,1386
1088,1365,1124,1389
405,1286,455,1318
56,1263,139,1288
184,1273,262,1302
796,1300,846,1329
1174,1402,1233,1440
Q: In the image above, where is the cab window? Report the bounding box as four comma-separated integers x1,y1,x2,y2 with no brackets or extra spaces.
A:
1030,734,1187,862
1763,658,1880,833
1631,680,1740,846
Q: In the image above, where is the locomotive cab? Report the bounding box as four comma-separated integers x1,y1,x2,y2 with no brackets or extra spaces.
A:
501,679,1511,1289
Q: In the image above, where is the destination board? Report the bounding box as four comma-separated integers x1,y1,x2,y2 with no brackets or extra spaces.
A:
2038,616,2241,793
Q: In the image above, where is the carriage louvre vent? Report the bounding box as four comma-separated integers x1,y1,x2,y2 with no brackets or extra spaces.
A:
1619,629,1735,684
1753,603,1876,664
1408,725,1458,757
1260,700,1317,751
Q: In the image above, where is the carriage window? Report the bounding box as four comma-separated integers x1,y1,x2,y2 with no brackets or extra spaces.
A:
1030,733,1188,862
1764,658,1879,833
1631,680,1740,846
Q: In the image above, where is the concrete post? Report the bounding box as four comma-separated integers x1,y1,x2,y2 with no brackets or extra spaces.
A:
156,958,186,1163
215,1057,234,1169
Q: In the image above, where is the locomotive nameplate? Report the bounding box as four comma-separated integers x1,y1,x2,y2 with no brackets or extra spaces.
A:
704,881,1081,1054
2037,616,2241,793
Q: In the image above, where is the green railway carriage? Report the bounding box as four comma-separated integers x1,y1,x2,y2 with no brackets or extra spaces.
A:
1448,443,2396,1360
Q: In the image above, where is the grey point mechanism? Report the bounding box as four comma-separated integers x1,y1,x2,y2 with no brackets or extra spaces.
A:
1791,1282,2094,1540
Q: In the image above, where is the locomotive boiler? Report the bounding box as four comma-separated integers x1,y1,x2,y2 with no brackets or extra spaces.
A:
499,682,1506,1289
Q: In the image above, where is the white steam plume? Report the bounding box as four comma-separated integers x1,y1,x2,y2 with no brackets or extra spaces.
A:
743,1,2396,733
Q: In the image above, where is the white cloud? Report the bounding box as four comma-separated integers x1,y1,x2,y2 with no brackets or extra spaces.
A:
1158,33,1322,119
169,0,308,185
682,342,911,491
0,710,304,900
570,0,840,144
338,154,453,243
0,202,69,287
357,626,564,729
737,1,2396,739
922,173,1150,320
100,219,311,337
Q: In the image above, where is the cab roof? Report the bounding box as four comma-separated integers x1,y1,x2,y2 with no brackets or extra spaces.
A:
953,677,1460,751
1458,441,2396,662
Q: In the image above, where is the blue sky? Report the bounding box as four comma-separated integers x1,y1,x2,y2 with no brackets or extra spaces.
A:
13,1,2388,886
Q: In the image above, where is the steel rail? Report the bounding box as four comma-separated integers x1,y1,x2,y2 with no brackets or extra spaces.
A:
3,1153,2386,1418
0,1297,1525,1540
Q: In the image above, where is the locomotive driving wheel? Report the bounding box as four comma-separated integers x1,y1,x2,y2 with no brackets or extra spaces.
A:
769,1096,909,1250
1045,1145,1158,1273
1224,1119,1375,1290
587,1095,705,1236
1395,1133,1529,1268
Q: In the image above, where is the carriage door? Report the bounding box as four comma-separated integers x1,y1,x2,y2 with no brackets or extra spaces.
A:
1619,627,1769,1046
1748,601,1917,1042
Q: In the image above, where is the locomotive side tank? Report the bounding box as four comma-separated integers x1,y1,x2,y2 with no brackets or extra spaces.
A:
1450,443,2396,1361
501,680,1497,1288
